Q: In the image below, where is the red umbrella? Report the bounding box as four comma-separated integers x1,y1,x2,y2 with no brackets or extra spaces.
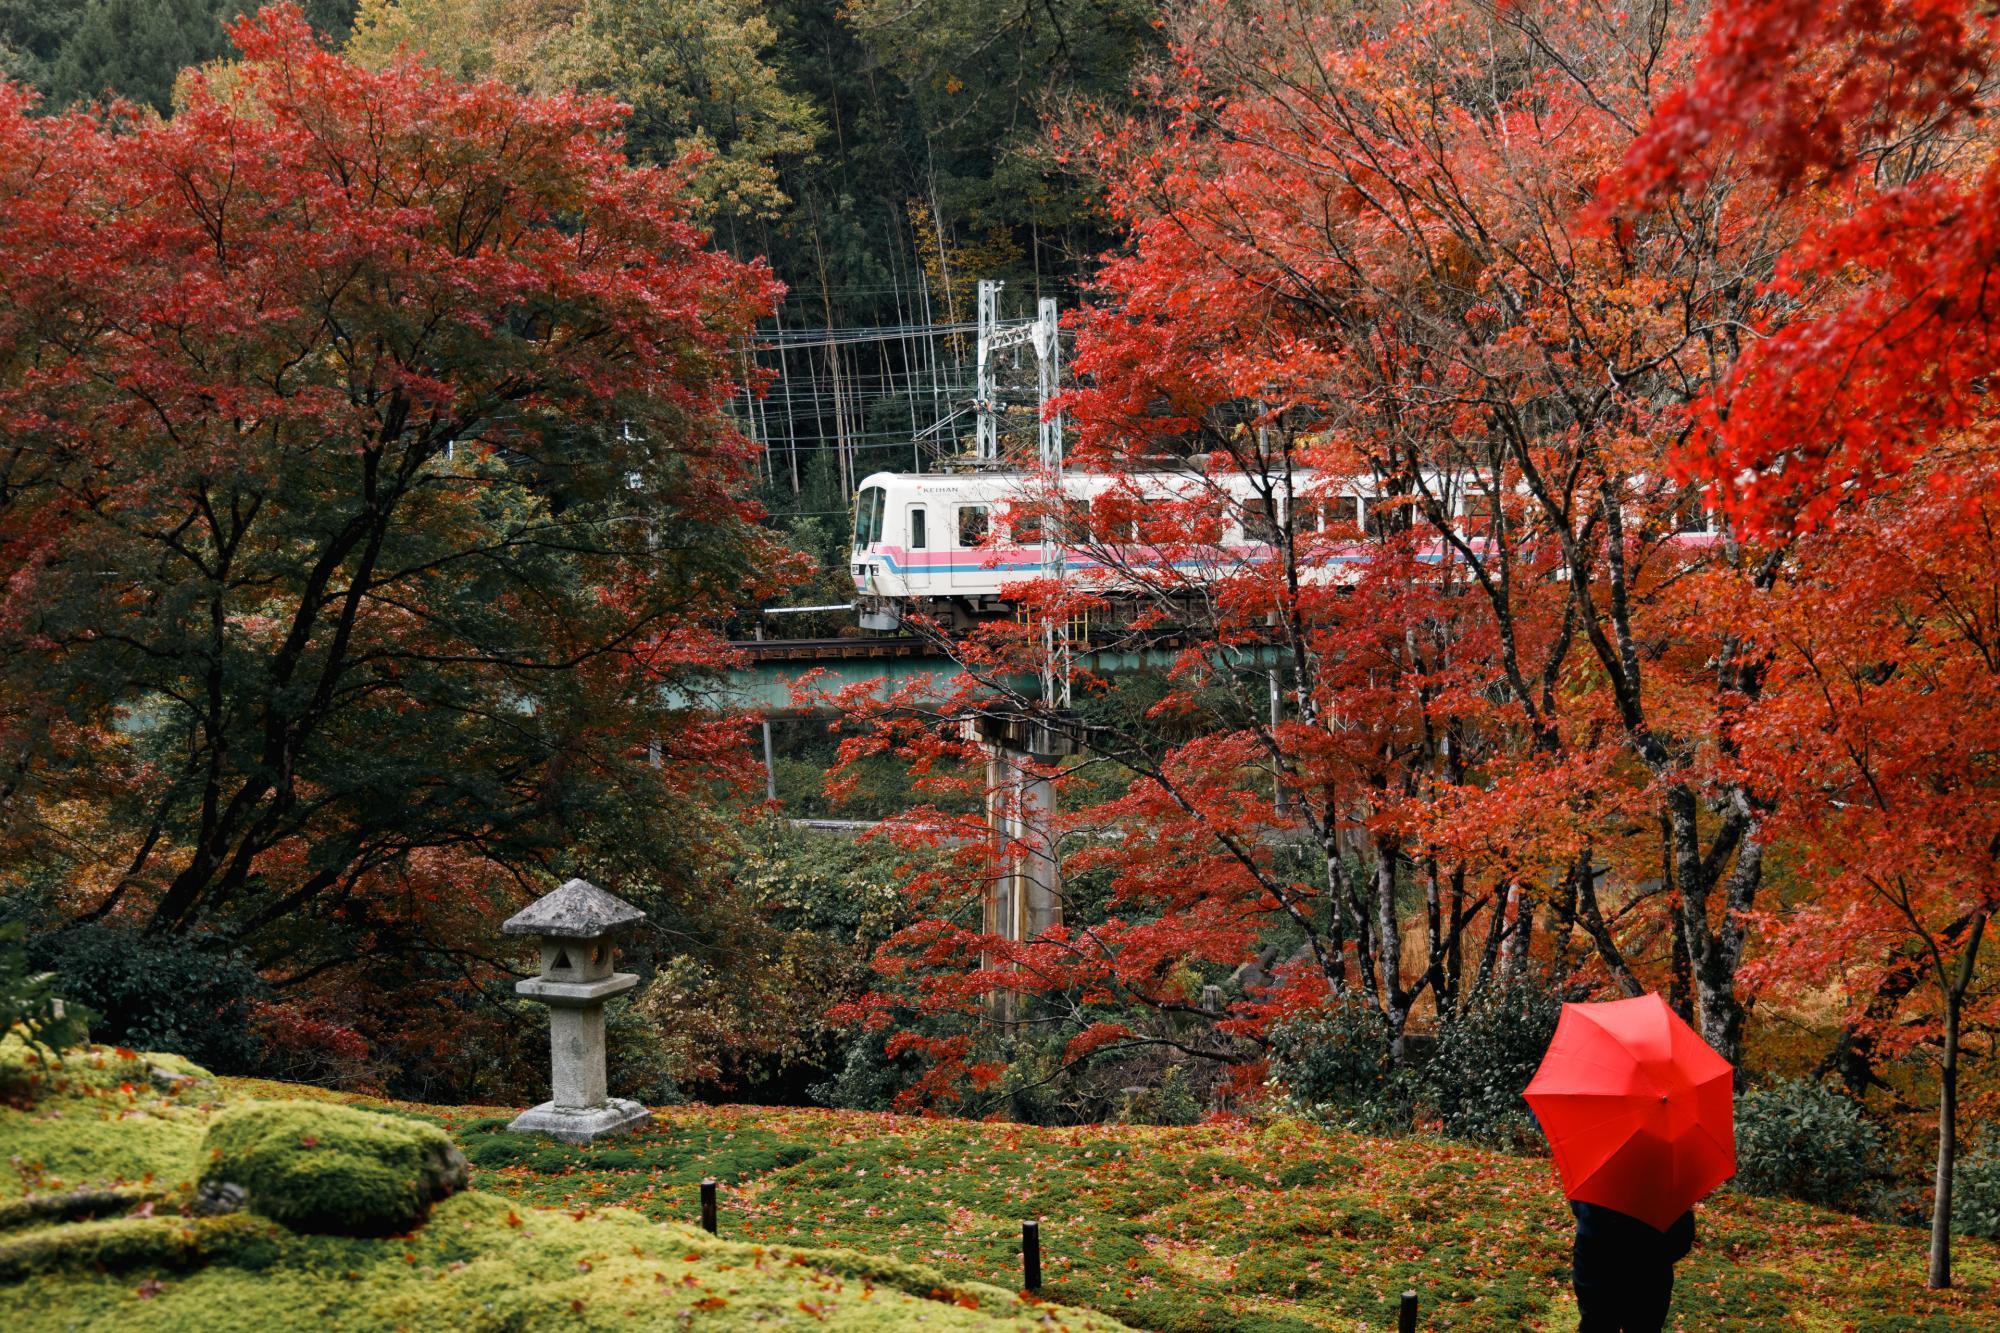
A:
1523,993,1735,1232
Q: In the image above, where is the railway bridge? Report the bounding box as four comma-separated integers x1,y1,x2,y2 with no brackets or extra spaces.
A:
718,630,1282,1021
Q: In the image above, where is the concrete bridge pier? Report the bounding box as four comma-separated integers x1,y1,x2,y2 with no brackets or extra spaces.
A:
966,712,1078,1025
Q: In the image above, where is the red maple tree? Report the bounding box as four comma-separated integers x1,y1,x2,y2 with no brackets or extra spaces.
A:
1615,0,2000,1286
828,0,1821,1114
0,5,785,1084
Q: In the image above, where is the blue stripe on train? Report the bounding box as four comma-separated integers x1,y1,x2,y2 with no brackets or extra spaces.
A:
867,550,1380,576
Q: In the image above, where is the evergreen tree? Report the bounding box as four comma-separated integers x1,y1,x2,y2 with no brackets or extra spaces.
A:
3,0,356,113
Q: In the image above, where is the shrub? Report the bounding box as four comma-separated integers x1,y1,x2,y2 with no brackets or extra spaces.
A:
245,1000,372,1088
1733,1078,1882,1210
0,922,92,1087
1269,993,1410,1132
1953,1131,2000,1240
1416,982,1562,1147
1123,1063,1205,1127
810,1028,921,1112
26,925,264,1073
199,1101,468,1236
605,994,687,1106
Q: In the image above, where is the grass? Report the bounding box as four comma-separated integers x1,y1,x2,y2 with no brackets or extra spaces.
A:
7,1044,1996,1330
225,1078,2000,1332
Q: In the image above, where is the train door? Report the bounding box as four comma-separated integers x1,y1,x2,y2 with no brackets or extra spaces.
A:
950,502,991,591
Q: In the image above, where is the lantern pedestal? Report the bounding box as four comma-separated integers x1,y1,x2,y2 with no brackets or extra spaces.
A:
502,878,651,1145
509,1097,650,1144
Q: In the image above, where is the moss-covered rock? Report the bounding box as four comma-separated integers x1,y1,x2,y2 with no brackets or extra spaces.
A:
0,1033,214,1106
198,1101,468,1237
0,1042,217,1203
0,1213,274,1282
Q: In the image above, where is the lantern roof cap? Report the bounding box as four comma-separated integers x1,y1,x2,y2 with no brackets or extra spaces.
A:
502,878,645,938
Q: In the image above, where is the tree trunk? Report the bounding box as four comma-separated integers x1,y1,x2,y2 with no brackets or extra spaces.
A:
1501,880,1532,984
1375,842,1407,1060
1667,786,1757,1066
1929,989,1960,1289
1929,912,1986,1289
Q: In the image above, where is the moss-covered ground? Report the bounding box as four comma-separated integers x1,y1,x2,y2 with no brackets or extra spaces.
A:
6,1048,1997,1329
0,1046,1123,1331
206,1078,2000,1332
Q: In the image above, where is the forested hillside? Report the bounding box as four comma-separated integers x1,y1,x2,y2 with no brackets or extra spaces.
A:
2,0,1149,536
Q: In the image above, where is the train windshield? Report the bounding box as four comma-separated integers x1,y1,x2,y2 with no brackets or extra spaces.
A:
853,486,886,548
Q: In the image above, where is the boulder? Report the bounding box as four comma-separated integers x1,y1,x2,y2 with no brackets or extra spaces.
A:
198,1101,468,1236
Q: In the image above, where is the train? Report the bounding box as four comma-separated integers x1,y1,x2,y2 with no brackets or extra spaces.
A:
847,467,1502,631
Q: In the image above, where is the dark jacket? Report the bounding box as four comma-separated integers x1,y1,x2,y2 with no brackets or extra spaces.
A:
1571,1202,1696,1272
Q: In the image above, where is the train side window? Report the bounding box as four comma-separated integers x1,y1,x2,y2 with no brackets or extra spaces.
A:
1365,495,1408,536
958,505,990,547
1243,496,1282,543
1458,495,1497,537
1671,492,1714,534
1013,513,1044,543
909,506,927,549
1317,495,1360,532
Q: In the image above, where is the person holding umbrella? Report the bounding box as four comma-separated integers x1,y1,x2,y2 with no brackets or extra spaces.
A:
1524,994,1736,1332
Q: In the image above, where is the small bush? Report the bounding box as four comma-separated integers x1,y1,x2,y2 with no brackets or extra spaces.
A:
26,925,264,1073
0,924,92,1094
810,1028,920,1112
199,1100,468,1236
1416,982,1562,1147
1269,993,1410,1133
605,994,686,1106
1733,1078,1882,1211
1123,1063,1204,1127
1953,1131,2000,1240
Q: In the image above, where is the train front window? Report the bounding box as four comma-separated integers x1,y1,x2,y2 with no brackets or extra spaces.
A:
853,486,886,548
958,505,990,547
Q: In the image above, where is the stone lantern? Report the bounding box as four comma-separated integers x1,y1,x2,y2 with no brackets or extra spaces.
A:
503,877,650,1144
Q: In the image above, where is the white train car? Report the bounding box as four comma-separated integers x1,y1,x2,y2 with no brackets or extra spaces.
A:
848,468,1485,631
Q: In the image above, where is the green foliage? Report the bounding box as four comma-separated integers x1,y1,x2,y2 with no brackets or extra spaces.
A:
1269,993,1411,1134
352,0,817,221
1733,1078,1884,1211
603,995,686,1108
0,0,82,89
40,0,244,112
742,827,912,941
1954,1130,2000,1240
1414,983,1562,1148
0,923,91,1081
198,1101,466,1236
3,0,356,113
25,927,262,1074
810,1027,919,1112
1120,1063,1203,1127
837,0,1156,269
